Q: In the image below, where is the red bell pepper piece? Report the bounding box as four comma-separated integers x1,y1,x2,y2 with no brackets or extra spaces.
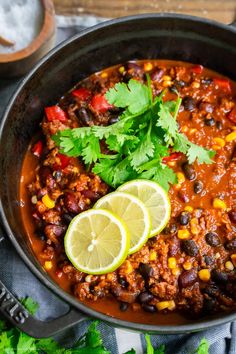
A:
213,78,231,93
54,153,71,170
162,152,183,164
227,106,236,124
191,65,203,74
45,106,67,123
91,94,113,113
31,140,43,158
72,87,91,100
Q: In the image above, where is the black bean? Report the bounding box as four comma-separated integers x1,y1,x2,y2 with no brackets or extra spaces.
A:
203,298,217,314
53,170,62,181
199,102,214,113
228,211,236,223
183,96,195,112
179,212,190,226
62,213,74,225
182,162,196,181
36,230,46,241
142,304,156,313
120,302,129,312
204,284,219,297
204,255,215,266
174,80,186,88
139,263,154,279
138,292,154,304
178,269,198,288
202,78,212,85
163,223,177,235
205,232,221,247
211,270,228,284
225,239,236,251
182,240,199,256
170,86,179,94
78,108,93,125
109,116,119,125
204,117,215,126
118,277,128,288
216,121,222,130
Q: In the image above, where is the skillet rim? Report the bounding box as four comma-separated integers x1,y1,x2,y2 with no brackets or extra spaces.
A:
1,12,236,333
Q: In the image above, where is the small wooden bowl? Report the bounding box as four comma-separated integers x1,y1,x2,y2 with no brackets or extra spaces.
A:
0,0,56,78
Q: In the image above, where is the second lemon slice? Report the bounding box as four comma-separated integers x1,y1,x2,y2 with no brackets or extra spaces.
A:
94,191,151,254
117,179,171,237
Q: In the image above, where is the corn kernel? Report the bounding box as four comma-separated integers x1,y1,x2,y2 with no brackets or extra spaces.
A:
215,252,220,259
231,254,236,266
149,250,157,261
42,194,55,209
190,218,200,235
213,137,225,148
184,206,193,213
225,261,234,271
123,260,133,274
156,300,176,311
181,125,188,133
44,261,53,270
144,62,153,71
191,81,200,89
213,198,227,210
198,269,211,282
212,145,221,151
119,66,125,74
167,161,176,167
162,80,172,87
225,131,236,142
177,172,185,184
162,75,171,81
189,128,197,135
183,261,192,270
101,72,108,78
172,267,181,276
168,257,177,269
177,229,190,239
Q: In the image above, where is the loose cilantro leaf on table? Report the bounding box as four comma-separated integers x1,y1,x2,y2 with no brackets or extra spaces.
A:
53,77,215,190
0,296,210,354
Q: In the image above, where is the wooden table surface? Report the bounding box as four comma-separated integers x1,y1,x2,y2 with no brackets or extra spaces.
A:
54,0,236,25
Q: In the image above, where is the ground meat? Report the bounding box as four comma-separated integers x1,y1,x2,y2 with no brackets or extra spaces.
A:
22,59,236,320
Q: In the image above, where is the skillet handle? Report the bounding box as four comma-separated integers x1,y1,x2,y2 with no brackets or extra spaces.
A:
0,223,87,338
0,278,87,338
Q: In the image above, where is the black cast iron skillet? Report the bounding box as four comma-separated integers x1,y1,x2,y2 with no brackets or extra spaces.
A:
0,13,236,338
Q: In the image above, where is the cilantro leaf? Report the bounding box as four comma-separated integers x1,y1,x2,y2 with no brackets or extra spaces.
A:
53,78,215,189
187,143,215,164
105,79,150,114
16,332,36,354
130,134,155,171
20,297,39,315
194,338,209,354
36,337,63,353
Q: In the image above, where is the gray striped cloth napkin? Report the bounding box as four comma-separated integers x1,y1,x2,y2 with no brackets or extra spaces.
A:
0,14,235,353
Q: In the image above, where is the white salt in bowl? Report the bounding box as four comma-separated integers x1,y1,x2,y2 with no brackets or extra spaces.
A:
0,0,55,77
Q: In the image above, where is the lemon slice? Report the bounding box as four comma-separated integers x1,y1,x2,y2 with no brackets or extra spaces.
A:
64,209,130,275
117,179,171,237
94,191,151,254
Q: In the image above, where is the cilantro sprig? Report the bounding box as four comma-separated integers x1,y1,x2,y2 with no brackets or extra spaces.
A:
53,78,215,190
